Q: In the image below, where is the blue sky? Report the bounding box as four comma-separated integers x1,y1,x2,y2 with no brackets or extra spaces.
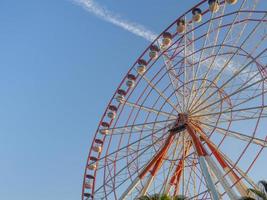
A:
0,1,266,200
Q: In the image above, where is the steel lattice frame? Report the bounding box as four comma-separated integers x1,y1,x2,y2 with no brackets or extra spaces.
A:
82,0,267,199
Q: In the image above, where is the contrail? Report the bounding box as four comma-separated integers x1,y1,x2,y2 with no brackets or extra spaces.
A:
73,0,157,42
73,0,255,82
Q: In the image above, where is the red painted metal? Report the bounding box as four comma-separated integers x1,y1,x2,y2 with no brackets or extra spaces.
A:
139,133,175,179
81,0,267,198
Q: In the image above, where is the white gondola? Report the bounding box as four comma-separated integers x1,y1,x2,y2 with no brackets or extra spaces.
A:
137,65,146,75
162,32,172,47
192,8,202,23
99,128,109,135
208,0,219,13
149,51,157,59
107,105,117,119
93,139,103,153
88,164,97,170
92,146,102,153
85,182,93,189
149,45,160,60
116,89,127,103
126,79,135,88
137,59,147,75
107,111,116,119
116,94,125,103
100,122,110,135
177,19,186,34
126,74,136,88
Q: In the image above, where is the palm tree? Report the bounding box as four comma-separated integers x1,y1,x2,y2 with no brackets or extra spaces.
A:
238,197,255,200
173,195,187,200
138,194,186,200
258,180,267,195
248,188,267,200
138,196,151,200
138,194,168,200
238,180,267,200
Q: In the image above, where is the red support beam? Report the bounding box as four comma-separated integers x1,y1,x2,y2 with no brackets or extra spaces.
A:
193,124,239,178
139,133,175,179
192,123,248,196
170,141,192,186
186,124,207,156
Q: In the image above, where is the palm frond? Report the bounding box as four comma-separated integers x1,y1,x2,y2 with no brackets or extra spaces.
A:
259,180,267,193
238,197,255,200
248,188,267,200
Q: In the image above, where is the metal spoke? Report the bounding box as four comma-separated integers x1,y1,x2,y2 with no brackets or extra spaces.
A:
137,74,180,113
101,119,176,135
189,13,267,113
190,49,267,115
193,105,267,118
124,100,177,118
200,122,267,147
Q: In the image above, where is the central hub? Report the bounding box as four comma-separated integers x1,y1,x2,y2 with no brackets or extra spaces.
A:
177,113,188,125
169,113,188,133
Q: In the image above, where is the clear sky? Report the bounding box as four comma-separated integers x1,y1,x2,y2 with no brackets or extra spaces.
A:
0,1,266,200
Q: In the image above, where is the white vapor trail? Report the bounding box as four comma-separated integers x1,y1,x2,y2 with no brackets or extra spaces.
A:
73,0,157,42
73,0,255,82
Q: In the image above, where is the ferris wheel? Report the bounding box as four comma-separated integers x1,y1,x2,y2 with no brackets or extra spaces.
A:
82,0,267,199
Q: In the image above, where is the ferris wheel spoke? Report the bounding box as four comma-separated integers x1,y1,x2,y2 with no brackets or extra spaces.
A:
191,18,266,112
192,76,266,117
183,20,188,113
211,1,255,61
186,3,231,111
186,10,218,115
204,82,266,116
171,15,254,79
193,104,267,118
158,41,184,112
184,26,195,112
138,74,181,113
194,52,266,115
189,13,267,113
190,50,267,115
200,122,267,147
123,100,177,118
163,55,185,112
101,119,176,135
213,114,267,124
191,58,263,117
188,5,228,110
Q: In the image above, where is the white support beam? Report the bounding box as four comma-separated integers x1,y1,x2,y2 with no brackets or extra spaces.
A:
199,157,221,200
119,177,140,200
139,174,154,197
205,156,238,200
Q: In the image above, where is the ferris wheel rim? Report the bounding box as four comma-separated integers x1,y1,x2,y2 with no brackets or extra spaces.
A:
82,0,267,199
